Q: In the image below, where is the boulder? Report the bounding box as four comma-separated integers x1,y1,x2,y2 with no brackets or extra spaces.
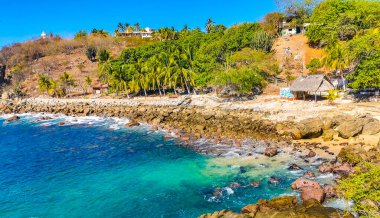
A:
337,147,364,165
268,176,280,184
275,122,302,140
333,163,352,175
6,115,20,122
323,185,337,199
250,181,260,187
303,171,316,178
199,210,248,218
291,178,322,190
322,129,336,142
1,91,9,100
288,164,303,171
319,162,334,173
257,196,297,212
362,120,380,135
264,147,278,157
241,204,258,217
229,182,241,188
337,120,364,139
306,150,316,158
125,120,140,127
300,187,326,203
298,118,324,139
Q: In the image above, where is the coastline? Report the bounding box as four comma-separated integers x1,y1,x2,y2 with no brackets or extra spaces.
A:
1,96,380,217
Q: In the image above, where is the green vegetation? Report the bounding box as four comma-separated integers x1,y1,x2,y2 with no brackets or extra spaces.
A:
74,30,87,39
98,49,110,63
305,0,380,90
98,22,277,96
306,58,322,74
86,46,97,62
337,162,380,218
324,90,339,104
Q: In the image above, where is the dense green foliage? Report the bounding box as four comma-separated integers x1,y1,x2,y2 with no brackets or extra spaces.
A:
99,23,276,96
98,49,110,63
337,162,380,217
305,0,380,89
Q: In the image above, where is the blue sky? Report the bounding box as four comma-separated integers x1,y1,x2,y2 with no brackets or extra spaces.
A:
0,0,277,47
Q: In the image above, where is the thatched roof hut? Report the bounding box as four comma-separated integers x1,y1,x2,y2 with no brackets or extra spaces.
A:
290,75,334,101
290,75,334,92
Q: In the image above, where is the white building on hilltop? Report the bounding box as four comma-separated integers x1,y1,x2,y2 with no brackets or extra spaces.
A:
120,27,155,38
41,31,47,39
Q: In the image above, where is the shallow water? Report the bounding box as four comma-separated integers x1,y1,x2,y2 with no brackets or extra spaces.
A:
0,114,336,217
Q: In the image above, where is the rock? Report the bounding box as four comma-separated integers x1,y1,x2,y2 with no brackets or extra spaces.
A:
323,185,337,199
362,120,380,135
125,120,140,127
337,147,363,165
303,171,316,178
300,187,326,203
337,120,364,139
306,150,316,158
1,91,9,100
333,163,352,175
199,210,248,218
250,181,260,187
298,118,324,139
213,188,223,197
6,115,20,122
288,164,303,171
322,129,336,142
257,196,298,212
268,176,280,184
58,122,65,126
264,147,278,157
319,162,334,173
229,182,241,188
241,204,258,217
291,178,322,190
275,122,302,140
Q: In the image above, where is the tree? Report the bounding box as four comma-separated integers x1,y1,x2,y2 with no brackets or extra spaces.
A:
59,72,76,95
117,22,125,32
323,40,349,90
134,22,140,31
260,12,284,35
86,46,97,62
98,48,110,63
38,74,53,95
205,18,214,34
306,58,322,74
74,30,87,39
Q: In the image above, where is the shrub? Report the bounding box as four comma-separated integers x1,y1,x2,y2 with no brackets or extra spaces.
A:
74,30,87,39
324,90,340,104
306,58,322,74
337,162,380,218
86,46,97,62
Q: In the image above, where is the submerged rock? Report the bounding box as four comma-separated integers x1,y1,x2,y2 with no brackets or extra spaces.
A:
288,164,303,171
125,120,140,127
6,115,20,122
268,176,280,184
303,171,316,178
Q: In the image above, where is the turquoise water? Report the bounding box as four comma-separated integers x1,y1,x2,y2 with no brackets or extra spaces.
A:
0,114,332,218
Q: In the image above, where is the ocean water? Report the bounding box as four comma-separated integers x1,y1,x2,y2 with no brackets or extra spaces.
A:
0,114,335,218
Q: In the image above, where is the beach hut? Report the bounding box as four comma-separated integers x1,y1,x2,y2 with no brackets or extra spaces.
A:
290,75,334,101
92,83,109,94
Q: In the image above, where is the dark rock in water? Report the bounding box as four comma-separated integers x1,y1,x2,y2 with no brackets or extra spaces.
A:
6,115,20,122
58,122,65,126
323,185,337,199
229,182,241,188
288,164,303,171
306,150,316,158
213,187,223,197
125,120,140,127
264,147,278,157
303,171,316,178
250,181,260,187
300,187,326,203
268,176,280,184
291,178,322,190
239,166,247,174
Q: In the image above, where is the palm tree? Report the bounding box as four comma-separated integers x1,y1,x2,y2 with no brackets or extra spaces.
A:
59,72,76,95
205,18,214,33
38,74,53,95
134,22,140,31
323,41,350,90
84,76,92,94
124,23,130,32
117,22,124,32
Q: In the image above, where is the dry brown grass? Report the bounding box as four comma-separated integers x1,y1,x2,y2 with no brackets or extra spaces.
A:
0,35,157,96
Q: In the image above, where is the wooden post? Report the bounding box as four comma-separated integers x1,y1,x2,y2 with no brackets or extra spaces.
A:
315,92,317,102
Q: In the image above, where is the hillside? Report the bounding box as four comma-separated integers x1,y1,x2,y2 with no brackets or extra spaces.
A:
0,35,156,96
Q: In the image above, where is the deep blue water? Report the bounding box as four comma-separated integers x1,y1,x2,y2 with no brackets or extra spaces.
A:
0,114,334,218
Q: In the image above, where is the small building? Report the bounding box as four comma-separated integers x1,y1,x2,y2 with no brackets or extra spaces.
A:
290,75,335,101
279,17,310,36
41,31,47,39
120,27,155,38
92,83,109,94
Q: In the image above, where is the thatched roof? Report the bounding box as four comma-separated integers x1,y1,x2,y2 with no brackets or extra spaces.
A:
290,75,334,92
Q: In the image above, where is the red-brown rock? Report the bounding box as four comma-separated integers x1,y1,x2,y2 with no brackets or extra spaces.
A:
291,178,322,190
300,187,326,203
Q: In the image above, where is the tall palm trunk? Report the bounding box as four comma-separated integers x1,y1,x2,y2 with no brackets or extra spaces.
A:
157,80,162,96
183,76,191,95
144,89,147,97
